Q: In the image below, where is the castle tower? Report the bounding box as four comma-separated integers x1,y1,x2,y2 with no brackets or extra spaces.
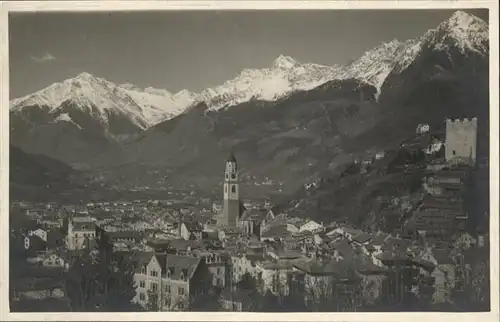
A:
217,152,241,227
445,117,478,165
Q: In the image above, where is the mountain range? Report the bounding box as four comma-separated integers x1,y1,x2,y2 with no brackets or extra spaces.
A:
10,11,490,196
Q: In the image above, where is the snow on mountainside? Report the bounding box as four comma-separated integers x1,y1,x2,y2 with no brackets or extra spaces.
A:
10,72,197,129
53,113,83,130
197,55,342,111
429,10,488,55
10,11,488,125
198,10,488,110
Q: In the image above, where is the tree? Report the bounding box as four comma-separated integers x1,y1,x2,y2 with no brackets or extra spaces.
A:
190,285,223,311
237,272,257,290
451,256,489,311
63,235,140,312
449,235,490,311
146,288,159,311
304,276,339,311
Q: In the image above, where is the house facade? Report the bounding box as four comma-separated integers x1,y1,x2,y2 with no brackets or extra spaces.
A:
132,252,211,311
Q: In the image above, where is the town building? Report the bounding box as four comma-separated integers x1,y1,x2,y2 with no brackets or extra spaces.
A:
444,118,477,165
238,208,267,237
131,252,211,311
66,217,97,250
217,153,244,227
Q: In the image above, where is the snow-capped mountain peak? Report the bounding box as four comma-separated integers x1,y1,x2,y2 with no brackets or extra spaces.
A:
197,10,488,110
10,73,196,130
273,55,300,69
446,10,485,29
75,71,95,81
424,10,488,55
10,11,488,125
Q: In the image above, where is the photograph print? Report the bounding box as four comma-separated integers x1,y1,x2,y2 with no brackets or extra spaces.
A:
6,5,494,314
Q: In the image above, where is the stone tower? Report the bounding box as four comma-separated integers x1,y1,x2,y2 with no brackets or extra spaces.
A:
217,152,241,227
445,117,478,165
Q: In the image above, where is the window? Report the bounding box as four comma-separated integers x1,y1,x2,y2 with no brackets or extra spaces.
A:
139,280,145,288
139,293,146,301
150,282,158,292
231,173,236,179
167,269,172,278
150,270,158,277
141,266,146,274
178,302,184,310
178,287,185,296
452,150,456,155
231,186,236,193
166,285,171,293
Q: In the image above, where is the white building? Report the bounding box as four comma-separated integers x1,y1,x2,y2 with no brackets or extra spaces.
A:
66,217,96,250
416,124,430,134
299,220,324,233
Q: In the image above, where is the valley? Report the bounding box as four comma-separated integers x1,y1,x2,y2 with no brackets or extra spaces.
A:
9,10,490,217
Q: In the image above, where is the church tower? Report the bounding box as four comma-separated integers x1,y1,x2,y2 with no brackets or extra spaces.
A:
217,152,241,227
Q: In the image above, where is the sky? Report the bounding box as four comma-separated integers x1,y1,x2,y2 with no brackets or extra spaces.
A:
9,9,489,99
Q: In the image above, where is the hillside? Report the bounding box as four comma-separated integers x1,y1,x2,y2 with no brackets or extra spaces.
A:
9,145,88,200
9,11,490,201
90,78,378,195
10,73,197,164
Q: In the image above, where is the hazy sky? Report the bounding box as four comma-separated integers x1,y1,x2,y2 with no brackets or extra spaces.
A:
9,9,489,99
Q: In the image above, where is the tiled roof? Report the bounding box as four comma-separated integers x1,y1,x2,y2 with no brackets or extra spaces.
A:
261,225,289,238
375,251,410,262
331,239,354,258
107,231,144,240
293,258,356,277
352,233,373,244
412,257,435,269
260,260,295,270
129,251,156,274
72,221,96,232
183,220,203,232
164,254,201,280
274,250,303,259
344,227,364,237
382,237,410,252
353,256,387,274
168,239,202,251
155,254,167,271
240,208,268,222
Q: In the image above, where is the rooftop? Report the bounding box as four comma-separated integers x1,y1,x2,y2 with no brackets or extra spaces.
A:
163,254,201,280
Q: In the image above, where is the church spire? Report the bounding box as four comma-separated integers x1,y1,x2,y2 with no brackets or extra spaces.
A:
228,150,236,163
218,150,241,227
